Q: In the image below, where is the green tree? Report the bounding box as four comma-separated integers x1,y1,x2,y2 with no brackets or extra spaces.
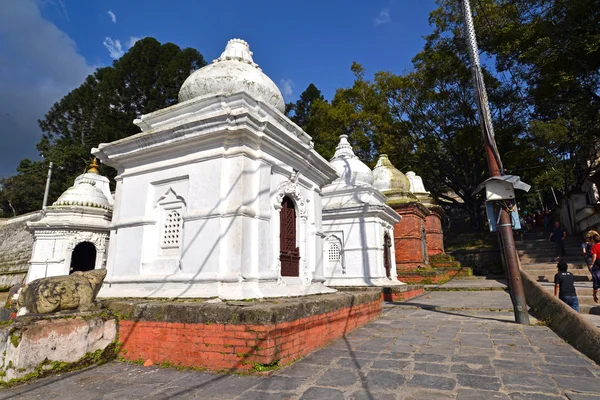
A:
376,28,535,227
0,38,206,216
302,63,413,166
286,83,324,129
433,0,600,197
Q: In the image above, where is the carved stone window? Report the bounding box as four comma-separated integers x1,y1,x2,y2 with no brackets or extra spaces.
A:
328,242,341,261
162,210,182,249
156,188,186,257
325,235,344,274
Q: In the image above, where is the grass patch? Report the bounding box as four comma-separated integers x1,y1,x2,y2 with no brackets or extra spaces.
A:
445,232,497,251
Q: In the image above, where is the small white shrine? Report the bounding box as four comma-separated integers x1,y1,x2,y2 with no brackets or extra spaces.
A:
321,136,402,286
26,161,113,282
92,39,338,299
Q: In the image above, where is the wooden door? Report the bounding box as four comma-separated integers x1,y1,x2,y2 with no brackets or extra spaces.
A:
280,196,300,277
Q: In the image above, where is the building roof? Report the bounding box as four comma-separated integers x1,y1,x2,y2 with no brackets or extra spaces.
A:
372,154,411,193
178,38,285,112
329,135,374,187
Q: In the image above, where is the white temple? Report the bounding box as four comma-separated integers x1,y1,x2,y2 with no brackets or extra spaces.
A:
321,136,402,286
26,160,112,282
91,39,339,299
23,39,413,299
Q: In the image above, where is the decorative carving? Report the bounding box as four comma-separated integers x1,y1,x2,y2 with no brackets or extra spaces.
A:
274,177,307,220
162,210,182,249
66,232,108,252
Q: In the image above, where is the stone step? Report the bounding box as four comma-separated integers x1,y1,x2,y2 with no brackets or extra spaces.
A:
516,242,581,249
533,273,591,283
520,263,588,269
540,285,596,296
580,304,600,315
529,268,591,276
518,254,586,262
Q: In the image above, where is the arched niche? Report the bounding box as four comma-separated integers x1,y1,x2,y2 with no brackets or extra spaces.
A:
70,241,97,274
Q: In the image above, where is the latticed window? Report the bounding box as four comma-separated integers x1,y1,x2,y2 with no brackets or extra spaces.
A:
162,210,182,248
328,242,341,261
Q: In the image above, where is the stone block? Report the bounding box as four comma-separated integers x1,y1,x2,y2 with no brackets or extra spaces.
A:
0,312,117,383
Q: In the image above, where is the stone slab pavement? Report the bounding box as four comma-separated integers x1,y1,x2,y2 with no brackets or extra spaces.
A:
424,278,508,291
2,291,600,399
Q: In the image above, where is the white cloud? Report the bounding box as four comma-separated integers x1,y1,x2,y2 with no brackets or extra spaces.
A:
279,79,294,98
107,10,116,24
127,36,141,49
0,0,94,176
373,8,390,26
103,37,124,59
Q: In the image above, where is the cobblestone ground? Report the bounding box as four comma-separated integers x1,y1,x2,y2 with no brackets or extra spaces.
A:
1,292,600,399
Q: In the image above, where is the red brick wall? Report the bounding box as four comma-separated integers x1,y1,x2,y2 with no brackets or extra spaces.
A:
425,213,444,256
393,207,427,270
382,288,424,302
118,298,381,371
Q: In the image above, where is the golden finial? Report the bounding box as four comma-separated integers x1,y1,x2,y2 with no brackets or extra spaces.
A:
87,158,99,174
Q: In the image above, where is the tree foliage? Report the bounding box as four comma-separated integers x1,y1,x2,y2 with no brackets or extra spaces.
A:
0,38,206,216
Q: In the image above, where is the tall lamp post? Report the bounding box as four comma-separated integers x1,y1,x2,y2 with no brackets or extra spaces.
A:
460,0,530,324
42,162,53,211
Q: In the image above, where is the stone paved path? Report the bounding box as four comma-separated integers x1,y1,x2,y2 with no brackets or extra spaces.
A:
2,291,600,399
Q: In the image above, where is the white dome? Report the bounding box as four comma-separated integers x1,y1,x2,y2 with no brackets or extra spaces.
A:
329,135,374,187
53,178,111,210
178,38,285,112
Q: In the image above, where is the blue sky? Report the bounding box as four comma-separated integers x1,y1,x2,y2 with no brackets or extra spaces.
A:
0,0,437,177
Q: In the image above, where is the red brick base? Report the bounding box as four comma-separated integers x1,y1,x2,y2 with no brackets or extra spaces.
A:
397,272,450,284
382,287,424,302
117,298,381,372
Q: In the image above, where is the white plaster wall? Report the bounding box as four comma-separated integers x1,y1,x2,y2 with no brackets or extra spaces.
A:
94,93,338,299
102,149,328,297
321,186,400,286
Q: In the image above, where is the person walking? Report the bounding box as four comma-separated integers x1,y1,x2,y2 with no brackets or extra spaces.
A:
588,233,600,304
583,230,598,269
549,221,566,258
554,260,579,312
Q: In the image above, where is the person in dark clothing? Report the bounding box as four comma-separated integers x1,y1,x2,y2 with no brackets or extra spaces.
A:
549,221,566,258
554,261,579,312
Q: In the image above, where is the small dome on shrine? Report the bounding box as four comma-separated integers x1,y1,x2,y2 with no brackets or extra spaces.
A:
373,154,411,193
53,177,111,210
329,135,374,187
178,38,285,112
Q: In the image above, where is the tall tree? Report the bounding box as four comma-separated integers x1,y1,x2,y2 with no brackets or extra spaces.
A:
0,38,206,216
433,0,600,196
286,83,324,129
376,26,533,227
302,64,413,166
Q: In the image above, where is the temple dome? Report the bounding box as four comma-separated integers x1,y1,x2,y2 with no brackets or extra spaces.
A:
178,38,285,112
373,154,411,193
329,135,374,187
53,178,111,210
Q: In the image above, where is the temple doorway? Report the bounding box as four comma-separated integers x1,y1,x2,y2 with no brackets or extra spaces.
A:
383,233,392,278
280,196,300,277
70,242,97,274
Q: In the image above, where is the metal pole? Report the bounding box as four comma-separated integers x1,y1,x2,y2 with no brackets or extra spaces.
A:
551,186,559,205
537,191,544,210
460,0,530,324
42,162,53,210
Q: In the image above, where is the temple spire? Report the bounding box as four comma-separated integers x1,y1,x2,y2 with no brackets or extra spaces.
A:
87,158,99,174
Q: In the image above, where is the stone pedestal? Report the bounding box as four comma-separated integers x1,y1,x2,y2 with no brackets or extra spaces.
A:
391,202,430,271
